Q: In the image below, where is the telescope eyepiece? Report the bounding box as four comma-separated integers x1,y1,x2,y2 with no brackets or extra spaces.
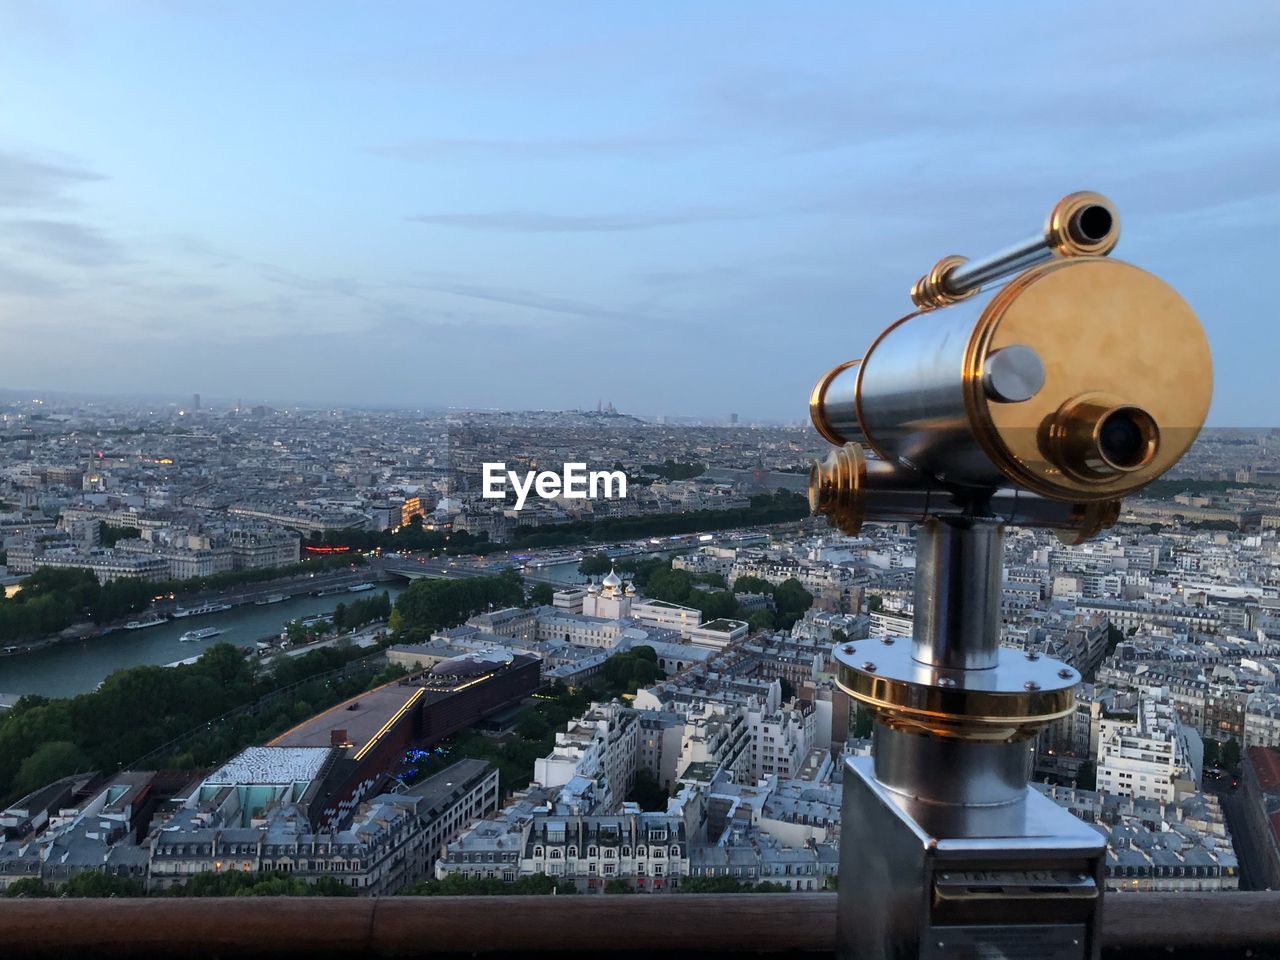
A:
1071,204,1114,245
1098,407,1156,470
1046,395,1160,481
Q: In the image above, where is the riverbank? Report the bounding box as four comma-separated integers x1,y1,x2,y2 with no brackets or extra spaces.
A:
0,544,699,699
0,584,405,699
0,565,381,660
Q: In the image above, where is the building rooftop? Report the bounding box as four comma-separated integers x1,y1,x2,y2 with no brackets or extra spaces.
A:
204,746,333,786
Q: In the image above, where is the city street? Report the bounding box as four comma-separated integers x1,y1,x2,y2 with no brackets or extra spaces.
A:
1215,784,1273,891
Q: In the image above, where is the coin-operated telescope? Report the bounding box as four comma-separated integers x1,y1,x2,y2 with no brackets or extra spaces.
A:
808,192,1211,960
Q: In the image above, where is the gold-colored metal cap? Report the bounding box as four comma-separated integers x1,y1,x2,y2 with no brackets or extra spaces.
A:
1055,499,1122,545
964,257,1212,502
1045,191,1120,258
808,359,860,446
809,442,865,535
910,254,977,311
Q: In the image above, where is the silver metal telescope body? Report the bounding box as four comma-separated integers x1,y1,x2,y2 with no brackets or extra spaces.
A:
807,192,1212,960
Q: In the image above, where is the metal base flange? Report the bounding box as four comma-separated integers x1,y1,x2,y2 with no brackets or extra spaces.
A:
834,637,1078,741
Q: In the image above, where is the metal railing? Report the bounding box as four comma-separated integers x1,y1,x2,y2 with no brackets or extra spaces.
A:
3,892,1279,957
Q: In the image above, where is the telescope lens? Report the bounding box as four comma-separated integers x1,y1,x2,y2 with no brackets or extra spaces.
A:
1097,408,1155,470
1073,205,1113,244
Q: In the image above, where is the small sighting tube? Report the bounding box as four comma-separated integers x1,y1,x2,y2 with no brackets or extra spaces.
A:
911,192,1119,309
809,443,1120,539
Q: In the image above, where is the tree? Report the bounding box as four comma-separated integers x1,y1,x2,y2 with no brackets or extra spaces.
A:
13,741,90,797
695,590,740,621
3,877,53,898
772,578,813,628
402,872,572,896
1075,760,1097,791
600,648,660,696
1203,738,1221,767
604,879,635,894
394,570,524,636
99,524,142,547
515,710,550,741
61,871,144,897
627,769,669,812
733,575,773,595
195,643,254,689
166,870,355,898
1222,738,1242,773
866,594,883,613
578,554,614,576
748,610,775,633
528,583,555,606
1104,623,1126,653
645,567,694,605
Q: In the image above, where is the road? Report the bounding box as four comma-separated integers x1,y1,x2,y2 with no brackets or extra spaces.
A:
1209,779,1272,891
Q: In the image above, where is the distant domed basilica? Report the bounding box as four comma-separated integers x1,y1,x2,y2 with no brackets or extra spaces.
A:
583,566,634,619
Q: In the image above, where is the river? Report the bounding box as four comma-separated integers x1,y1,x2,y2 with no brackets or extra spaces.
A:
0,554,665,699
0,585,406,699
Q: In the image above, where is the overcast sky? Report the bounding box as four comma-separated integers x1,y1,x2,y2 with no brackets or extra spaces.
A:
1,1,1276,421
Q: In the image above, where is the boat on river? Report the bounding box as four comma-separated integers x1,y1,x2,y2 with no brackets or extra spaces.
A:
123,616,165,630
173,602,233,619
178,627,224,643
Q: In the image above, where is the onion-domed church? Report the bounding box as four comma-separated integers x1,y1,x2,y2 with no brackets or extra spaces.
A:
582,566,635,619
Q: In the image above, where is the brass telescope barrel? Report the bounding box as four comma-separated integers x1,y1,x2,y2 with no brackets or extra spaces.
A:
809,441,1120,543
910,191,1119,309
811,190,1211,505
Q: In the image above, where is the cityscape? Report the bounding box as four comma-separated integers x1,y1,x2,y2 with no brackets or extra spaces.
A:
2,1,1278,956
0,397,1277,907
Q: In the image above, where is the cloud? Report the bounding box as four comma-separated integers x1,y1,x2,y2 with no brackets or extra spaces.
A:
6,218,124,267
0,150,105,209
371,135,703,162
0,262,70,297
408,208,766,233
406,278,666,326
